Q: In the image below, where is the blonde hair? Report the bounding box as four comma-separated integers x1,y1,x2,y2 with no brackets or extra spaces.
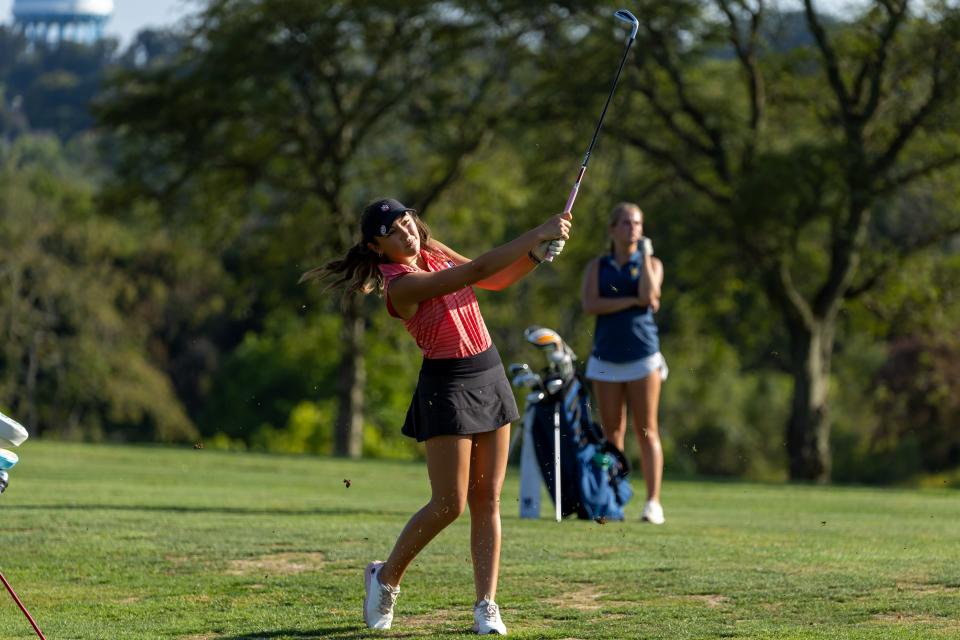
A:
607,202,643,253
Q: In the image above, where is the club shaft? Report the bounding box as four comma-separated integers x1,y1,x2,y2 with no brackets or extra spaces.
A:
582,35,636,169
554,33,635,237
563,165,587,215
548,35,635,262
544,166,587,264
0,571,47,640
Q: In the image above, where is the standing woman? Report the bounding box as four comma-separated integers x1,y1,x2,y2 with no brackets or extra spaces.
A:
302,199,570,634
580,202,668,524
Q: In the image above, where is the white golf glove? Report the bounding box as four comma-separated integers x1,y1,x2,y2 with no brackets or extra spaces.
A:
640,237,654,257
533,239,566,262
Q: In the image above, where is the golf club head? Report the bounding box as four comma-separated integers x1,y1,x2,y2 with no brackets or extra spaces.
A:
526,391,546,404
614,9,639,40
0,470,7,495
524,326,563,350
507,362,530,376
550,349,577,383
512,371,543,389
545,378,565,395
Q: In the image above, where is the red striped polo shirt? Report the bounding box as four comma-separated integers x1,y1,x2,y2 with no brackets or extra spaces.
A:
379,249,492,359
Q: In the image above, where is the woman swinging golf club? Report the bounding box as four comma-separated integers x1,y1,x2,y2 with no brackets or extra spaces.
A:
581,202,668,524
302,198,570,634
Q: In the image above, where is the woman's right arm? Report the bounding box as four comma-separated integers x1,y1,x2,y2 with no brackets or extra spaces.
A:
389,212,571,309
426,237,536,292
581,258,640,316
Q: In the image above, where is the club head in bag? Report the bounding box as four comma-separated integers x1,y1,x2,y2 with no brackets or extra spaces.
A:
524,326,563,350
512,371,543,389
614,9,640,40
525,326,577,382
508,363,530,376
545,378,565,395
0,470,7,494
526,391,546,404
548,349,573,367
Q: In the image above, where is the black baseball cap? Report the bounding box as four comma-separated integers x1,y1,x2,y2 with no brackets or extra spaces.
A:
361,198,416,243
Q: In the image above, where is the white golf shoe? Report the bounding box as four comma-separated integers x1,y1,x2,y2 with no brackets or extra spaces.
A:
641,500,665,525
473,599,507,635
363,561,399,630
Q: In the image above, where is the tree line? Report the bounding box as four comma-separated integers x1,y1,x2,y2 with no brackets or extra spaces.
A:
1,0,959,484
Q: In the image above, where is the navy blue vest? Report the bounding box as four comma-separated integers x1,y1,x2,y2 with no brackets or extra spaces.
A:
592,252,659,363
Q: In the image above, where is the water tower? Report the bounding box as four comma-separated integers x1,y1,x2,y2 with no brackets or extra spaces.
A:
13,0,115,44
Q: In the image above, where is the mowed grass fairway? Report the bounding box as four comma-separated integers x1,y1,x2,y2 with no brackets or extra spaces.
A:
1,442,958,639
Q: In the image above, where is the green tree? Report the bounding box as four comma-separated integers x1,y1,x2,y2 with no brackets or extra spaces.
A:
0,135,197,441
96,0,555,457
842,250,960,482
5,38,118,139
614,0,960,481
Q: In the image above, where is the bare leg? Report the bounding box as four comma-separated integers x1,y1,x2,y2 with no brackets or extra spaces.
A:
378,435,472,588
626,372,663,503
592,379,628,451
466,426,510,603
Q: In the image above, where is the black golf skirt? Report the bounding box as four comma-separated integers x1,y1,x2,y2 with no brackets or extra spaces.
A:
402,345,520,442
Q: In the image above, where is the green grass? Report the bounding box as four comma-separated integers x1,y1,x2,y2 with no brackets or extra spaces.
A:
1,441,958,639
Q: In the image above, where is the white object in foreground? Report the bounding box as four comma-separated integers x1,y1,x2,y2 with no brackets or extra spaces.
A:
518,408,541,519
0,449,19,471
0,411,29,447
553,403,561,523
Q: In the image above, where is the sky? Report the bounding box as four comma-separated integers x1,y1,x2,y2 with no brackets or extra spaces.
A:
0,0,869,47
0,0,198,45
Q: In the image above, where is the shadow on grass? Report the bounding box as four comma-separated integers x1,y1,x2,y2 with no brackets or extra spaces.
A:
3,504,412,518
220,626,465,639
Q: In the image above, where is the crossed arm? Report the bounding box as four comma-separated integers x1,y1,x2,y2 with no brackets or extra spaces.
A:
637,254,663,312
581,256,664,316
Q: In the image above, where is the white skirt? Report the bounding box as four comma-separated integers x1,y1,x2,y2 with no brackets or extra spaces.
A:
585,352,669,383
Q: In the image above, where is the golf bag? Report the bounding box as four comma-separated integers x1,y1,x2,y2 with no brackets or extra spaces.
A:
510,327,633,521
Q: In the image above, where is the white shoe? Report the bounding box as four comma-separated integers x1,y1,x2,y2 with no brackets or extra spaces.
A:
363,561,399,630
641,500,665,525
473,599,507,635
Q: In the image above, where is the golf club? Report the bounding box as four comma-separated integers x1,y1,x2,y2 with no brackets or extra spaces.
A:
0,570,47,640
515,371,544,389
547,9,639,262
544,378,565,395
507,363,530,376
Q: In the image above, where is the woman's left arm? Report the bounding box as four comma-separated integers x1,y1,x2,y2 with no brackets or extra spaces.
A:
638,256,664,312
427,238,536,291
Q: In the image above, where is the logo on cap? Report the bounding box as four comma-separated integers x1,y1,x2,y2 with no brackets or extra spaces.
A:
380,203,390,212
380,225,387,235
